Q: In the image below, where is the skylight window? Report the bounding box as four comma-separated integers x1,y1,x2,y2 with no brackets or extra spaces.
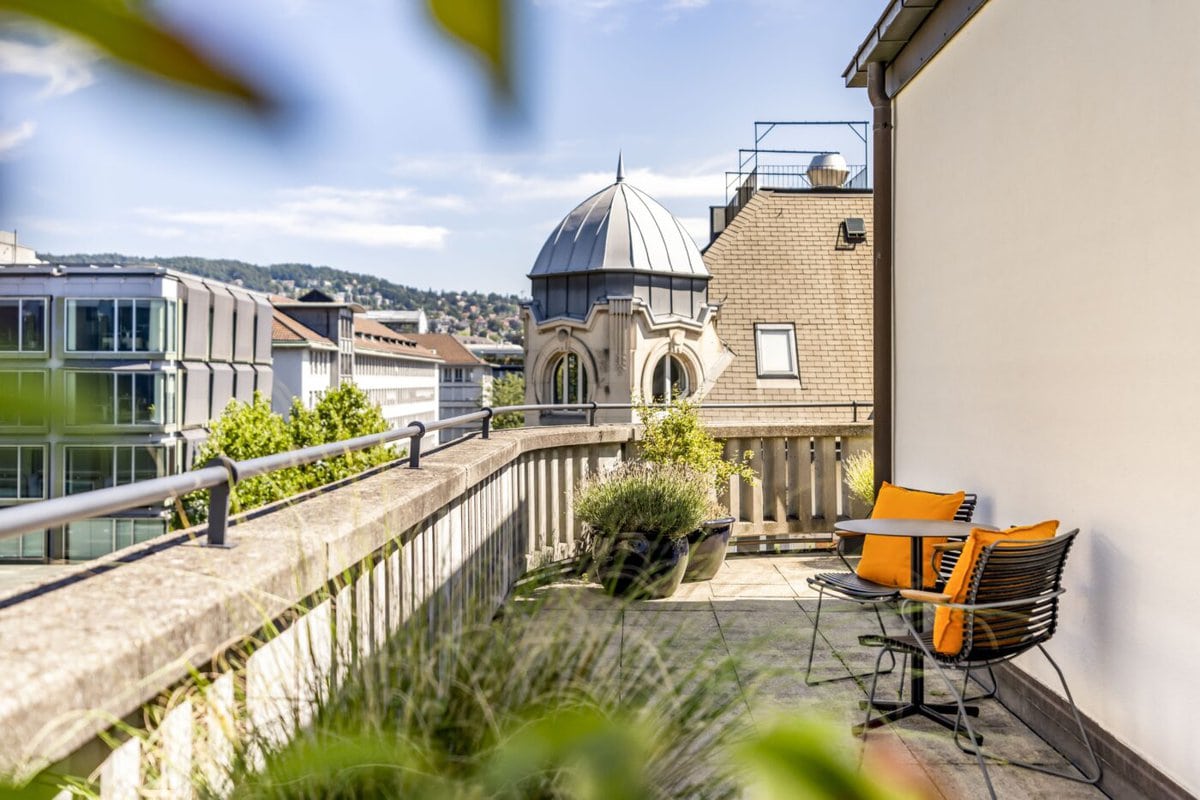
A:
754,323,799,379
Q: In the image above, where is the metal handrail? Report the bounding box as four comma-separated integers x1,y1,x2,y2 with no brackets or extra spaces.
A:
0,401,872,549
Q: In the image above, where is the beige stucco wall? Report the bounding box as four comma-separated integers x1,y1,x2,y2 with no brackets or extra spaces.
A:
889,0,1200,792
523,302,732,424
704,191,873,423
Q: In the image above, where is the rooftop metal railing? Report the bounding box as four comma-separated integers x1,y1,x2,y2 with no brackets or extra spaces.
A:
0,401,872,550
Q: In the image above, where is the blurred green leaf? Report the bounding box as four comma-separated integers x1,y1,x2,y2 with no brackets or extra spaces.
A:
426,0,510,101
0,0,274,112
482,708,652,800
737,717,923,800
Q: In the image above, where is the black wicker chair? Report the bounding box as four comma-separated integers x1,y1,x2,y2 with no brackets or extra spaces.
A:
930,496,980,587
859,530,1100,799
803,492,977,686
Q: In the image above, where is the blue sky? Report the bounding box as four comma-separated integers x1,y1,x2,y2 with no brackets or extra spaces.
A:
0,0,883,296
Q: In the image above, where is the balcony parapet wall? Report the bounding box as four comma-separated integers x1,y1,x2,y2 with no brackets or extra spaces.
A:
0,420,869,790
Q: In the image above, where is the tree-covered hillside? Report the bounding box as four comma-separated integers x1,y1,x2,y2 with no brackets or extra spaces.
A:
40,253,527,344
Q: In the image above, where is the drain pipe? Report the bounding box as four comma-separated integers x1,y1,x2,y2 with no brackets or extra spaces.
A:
868,62,893,489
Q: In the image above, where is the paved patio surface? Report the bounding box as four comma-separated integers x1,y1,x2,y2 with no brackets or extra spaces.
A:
519,553,1106,800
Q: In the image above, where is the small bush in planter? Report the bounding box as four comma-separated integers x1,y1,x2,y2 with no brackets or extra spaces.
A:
575,462,711,599
635,397,757,581
635,397,757,491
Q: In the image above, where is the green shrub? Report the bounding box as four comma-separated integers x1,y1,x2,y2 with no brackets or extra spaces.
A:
574,462,711,540
487,372,525,429
175,392,306,526
229,599,749,799
635,397,756,498
174,385,397,527
287,383,394,488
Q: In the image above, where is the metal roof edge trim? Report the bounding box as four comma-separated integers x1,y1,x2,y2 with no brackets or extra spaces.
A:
843,0,988,91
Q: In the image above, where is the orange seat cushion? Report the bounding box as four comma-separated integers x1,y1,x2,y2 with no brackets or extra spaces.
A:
932,520,1059,656
855,482,966,588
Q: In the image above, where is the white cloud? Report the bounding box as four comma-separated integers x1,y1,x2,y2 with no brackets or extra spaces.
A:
139,225,186,239
0,120,36,154
535,0,707,30
0,37,96,98
482,165,722,201
140,184,451,249
676,215,711,246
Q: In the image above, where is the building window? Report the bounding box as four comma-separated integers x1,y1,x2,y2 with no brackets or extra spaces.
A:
549,352,588,404
0,445,46,499
0,371,46,427
754,323,799,379
64,517,166,562
66,372,177,426
0,298,46,352
0,529,47,560
65,298,175,353
64,445,172,495
651,354,690,402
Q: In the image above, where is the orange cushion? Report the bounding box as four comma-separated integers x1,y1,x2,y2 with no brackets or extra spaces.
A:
855,482,966,588
932,520,1059,656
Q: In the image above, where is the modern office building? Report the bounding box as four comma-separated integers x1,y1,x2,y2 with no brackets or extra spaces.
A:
0,263,273,562
272,292,442,448
407,333,493,442
365,308,428,334
461,336,524,377
0,232,40,265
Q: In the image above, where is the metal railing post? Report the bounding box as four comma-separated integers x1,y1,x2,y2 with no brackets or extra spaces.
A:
408,421,426,469
204,456,239,549
481,408,493,439
588,401,598,426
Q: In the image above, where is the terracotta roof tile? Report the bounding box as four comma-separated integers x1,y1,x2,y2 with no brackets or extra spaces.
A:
405,333,488,366
353,314,442,361
272,310,335,347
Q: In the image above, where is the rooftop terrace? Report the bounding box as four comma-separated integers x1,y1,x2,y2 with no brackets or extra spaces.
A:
0,413,1123,797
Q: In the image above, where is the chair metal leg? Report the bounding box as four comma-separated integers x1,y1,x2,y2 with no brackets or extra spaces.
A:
804,586,896,687
962,665,997,703
950,647,1102,786
918,648,998,798
858,646,890,745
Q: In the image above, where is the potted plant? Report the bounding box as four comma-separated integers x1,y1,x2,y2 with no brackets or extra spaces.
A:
635,398,756,581
839,449,875,558
575,462,712,599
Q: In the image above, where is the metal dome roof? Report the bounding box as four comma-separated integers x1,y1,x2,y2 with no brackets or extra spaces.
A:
529,156,708,278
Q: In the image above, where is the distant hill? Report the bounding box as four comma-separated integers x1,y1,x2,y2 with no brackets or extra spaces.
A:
39,252,527,345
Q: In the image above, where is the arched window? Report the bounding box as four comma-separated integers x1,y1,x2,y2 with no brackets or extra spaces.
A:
651,354,690,403
550,352,588,404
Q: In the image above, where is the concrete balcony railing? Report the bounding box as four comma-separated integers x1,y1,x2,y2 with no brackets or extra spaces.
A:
0,416,869,794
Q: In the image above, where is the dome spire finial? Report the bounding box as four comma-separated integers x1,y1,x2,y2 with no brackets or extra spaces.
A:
615,151,625,183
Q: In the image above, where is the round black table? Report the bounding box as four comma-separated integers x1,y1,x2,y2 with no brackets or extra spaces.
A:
834,518,996,733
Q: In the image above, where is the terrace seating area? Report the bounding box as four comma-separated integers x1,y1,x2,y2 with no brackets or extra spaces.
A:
522,554,1107,800
0,421,1136,796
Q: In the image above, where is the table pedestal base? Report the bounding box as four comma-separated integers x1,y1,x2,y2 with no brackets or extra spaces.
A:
853,700,983,742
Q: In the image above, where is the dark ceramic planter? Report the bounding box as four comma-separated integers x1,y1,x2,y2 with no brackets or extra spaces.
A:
593,532,690,600
682,517,735,582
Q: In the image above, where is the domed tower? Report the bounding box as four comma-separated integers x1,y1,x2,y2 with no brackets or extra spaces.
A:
524,155,733,423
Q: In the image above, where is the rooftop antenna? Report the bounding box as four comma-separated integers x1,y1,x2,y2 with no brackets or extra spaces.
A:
615,151,625,183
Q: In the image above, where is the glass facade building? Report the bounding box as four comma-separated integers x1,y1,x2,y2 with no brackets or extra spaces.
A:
0,265,274,563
